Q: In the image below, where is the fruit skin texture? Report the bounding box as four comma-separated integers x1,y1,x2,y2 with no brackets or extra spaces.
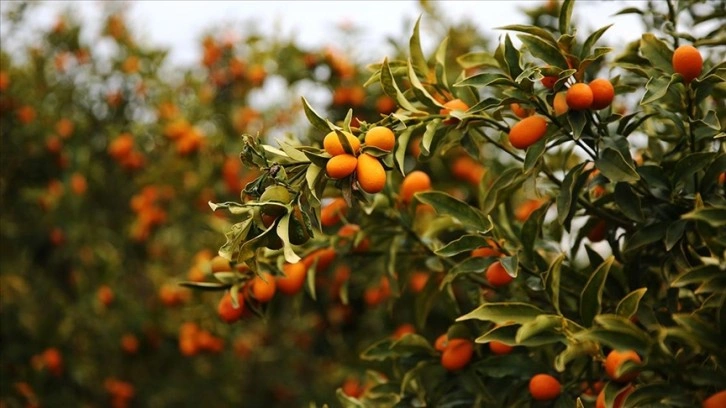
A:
486,261,514,287
510,103,531,118
252,272,276,303
217,291,245,323
672,45,703,83
703,390,726,408
589,78,615,110
276,262,308,295
509,115,548,149
326,154,357,179
489,341,513,355
553,91,569,116
605,349,642,382
566,83,594,111
323,130,360,156
356,153,386,194
529,374,562,401
440,99,469,125
400,170,431,204
440,338,474,371
364,126,395,152
320,197,347,227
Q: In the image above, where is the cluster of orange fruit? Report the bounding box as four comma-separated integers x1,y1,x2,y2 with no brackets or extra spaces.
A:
178,322,224,356
324,126,395,194
107,133,145,170
129,185,172,241
104,377,135,408
435,334,475,371
162,118,205,156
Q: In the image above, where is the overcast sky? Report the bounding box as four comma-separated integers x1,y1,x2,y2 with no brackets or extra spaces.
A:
4,1,645,67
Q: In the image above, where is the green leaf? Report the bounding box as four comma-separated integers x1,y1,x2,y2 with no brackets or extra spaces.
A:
518,34,569,69
681,207,726,228
671,264,722,287
596,314,652,348
301,96,333,132
436,235,492,257
407,59,441,109
497,25,559,48
500,255,519,279
544,254,565,315
520,201,549,269
515,314,563,344
380,58,423,113
616,288,647,319
596,148,640,183
440,257,491,287
673,152,717,186
434,37,449,88
456,51,499,69
480,167,527,215
390,333,437,356
641,74,679,105
672,314,725,356
409,16,428,78
580,256,614,326
457,302,544,325
336,389,365,408
622,383,678,408
503,34,523,80
664,219,687,251
557,162,589,230
567,109,588,140
523,134,547,173
275,213,301,264
416,191,491,233
454,72,511,88
624,222,667,254
581,24,613,59
394,123,421,175
178,281,230,291
554,341,599,372
421,119,442,156
559,0,575,35
218,219,253,263
476,324,563,347
640,33,673,72
614,183,644,222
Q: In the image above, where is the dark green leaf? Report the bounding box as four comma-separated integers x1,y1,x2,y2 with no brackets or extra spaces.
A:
436,235,492,257
581,24,613,59
641,74,679,105
580,256,614,326
614,183,644,222
416,191,491,233
557,162,589,230
301,96,333,132
664,219,687,251
524,134,547,173
681,207,726,228
515,314,564,343
544,253,566,315
624,222,668,254
457,302,544,324
640,33,673,72
567,109,588,140
559,0,575,35
503,34,523,80
596,148,640,183
518,34,569,69
616,288,647,319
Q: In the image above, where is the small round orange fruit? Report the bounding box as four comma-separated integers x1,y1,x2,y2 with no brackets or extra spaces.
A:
596,385,633,408
489,341,513,355
589,78,615,110
541,75,558,89
485,261,513,287
440,99,469,125
510,103,532,118
356,153,386,194
703,390,726,408
566,83,594,111
434,334,449,352
323,130,360,156
604,349,642,382
400,170,431,204
672,45,702,83
529,374,561,401
441,338,474,371
252,273,276,303
217,291,245,323
364,126,395,152
320,197,347,227
553,91,569,116
326,154,357,179
210,255,232,272
509,115,548,149
276,262,308,296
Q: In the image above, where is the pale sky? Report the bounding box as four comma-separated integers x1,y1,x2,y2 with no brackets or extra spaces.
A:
3,1,646,67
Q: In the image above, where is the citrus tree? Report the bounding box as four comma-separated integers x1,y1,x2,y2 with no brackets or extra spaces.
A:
185,0,726,407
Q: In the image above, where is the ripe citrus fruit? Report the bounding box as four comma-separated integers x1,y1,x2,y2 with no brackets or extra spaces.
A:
440,99,469,124
323,130,360,156
451,155,485,185
510,103,532,118
509,115,548,149
364,126,395,152
489,341,513,355
703,390,726,408
589,78,615,110
326,154,357,179
604,349,642,382
320,197,347,227
400,170,431,204
596,385,633,408
434,334,449,352
356,153,386,194
217,290,245,323
276,262,308,295
210,255,232,272
541,75,558,89
566,83,594,110
672,45,702,83
553,91,569,116
485,261,514,287
408,271,429,293
441,338,474,371
529,374,561,401
251,272,276,303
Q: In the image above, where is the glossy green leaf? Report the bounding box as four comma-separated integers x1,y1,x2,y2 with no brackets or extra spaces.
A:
515,314,563,344
409,16,428,78
641,74,679,105
276,213,301,264
544,253,565,315
624,222,667,254
518,34,569,69
581,24,613,59
559,0,575,35
436,235,492,257
623,383,678,408
681,207,726,228
640,33,673,72
557,162,589,230
616,288,647,319
503,35,523,80
614,183,644,222
416,191,491,233
380,58,423,113
434,36,449,88
457,302,544,324
456,51,499,69
671,264,722,287
596,147,640,183
580,256,614,326
407,59,441,109
301,96,333,132
454,72,511,88
394,123,422,175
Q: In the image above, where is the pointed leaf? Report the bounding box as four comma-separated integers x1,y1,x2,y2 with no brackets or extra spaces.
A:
416,191,491,233
580,256,614,326
457,302,544,324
